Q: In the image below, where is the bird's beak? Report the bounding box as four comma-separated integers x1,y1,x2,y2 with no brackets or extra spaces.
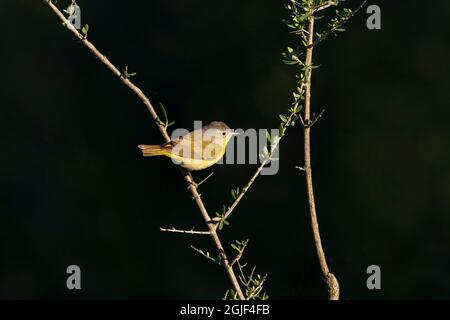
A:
231,131,240,136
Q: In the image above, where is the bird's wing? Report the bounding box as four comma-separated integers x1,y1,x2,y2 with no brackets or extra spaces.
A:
168,129,224,161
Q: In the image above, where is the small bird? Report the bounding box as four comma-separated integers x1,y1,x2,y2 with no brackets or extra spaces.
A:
138,121,238,171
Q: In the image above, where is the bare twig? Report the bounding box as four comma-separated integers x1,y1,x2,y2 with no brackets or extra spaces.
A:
160,227,210,235
193,172,215,189
44,0,244,300
238,264,255,288
303,11,339,300
314,1,336,12
299,109,325,128
190,245,221,265
313,0,343,12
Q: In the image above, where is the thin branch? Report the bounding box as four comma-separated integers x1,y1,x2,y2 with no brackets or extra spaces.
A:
313,0,354,13
314,1,336,12
247,274,267,300
299,109,325,128
236,262,267,300
188,172,214,189
231,240,249,267
311,0,368,47
238,264,255,288
44,0,245,300
303,11,339,300
190,245,221,265
160,227,210,235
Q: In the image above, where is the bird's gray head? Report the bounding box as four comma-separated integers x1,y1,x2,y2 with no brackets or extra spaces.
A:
203,121,230,131
202,121,238,139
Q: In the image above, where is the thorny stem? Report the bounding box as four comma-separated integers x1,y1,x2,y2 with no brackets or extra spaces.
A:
45,0,245,300
303,12,339,300
160,227,211,235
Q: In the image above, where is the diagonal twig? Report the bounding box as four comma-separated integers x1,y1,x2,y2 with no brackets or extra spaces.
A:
214,83,305,229
299,109,325,128
190,245,221,265
311,0,368,47
197,172,214,187
213,135,280,229
313,0,343,13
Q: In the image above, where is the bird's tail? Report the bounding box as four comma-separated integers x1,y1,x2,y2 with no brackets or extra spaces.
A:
138,144,169,157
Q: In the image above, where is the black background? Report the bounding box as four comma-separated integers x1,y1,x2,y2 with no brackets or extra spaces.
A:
0,0,449,299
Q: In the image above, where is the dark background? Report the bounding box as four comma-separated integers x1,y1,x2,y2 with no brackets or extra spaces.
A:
1,0,449,299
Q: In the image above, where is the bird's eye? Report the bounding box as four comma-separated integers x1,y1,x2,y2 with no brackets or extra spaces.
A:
222,131,227,136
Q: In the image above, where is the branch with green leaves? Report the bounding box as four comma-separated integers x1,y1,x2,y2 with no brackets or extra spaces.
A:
283,0,368,48
45,0,245,300
313,0,369,47
224,240,268,300
211,96,304,232
282,0,367,300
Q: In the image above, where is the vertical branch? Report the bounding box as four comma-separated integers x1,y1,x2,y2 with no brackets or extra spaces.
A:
303,13,339,300
44,0,244,300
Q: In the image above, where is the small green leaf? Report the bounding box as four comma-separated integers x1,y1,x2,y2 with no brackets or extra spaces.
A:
231,187,240,200
81,24,89,36
123,66,137,79
158,102,168,125
279,114,288,123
